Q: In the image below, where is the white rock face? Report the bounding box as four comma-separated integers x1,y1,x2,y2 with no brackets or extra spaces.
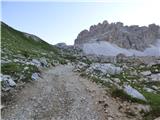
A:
87,63,122,75
75,21,160,51
82,41,160,56
124,85,147,101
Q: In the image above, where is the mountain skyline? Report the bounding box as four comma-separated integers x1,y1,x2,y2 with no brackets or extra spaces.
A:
2,1,160,45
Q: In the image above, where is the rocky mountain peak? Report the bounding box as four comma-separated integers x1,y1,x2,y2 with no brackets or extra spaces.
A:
75,21,160,51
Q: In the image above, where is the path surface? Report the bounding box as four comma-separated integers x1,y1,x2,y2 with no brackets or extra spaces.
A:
2,65,140,120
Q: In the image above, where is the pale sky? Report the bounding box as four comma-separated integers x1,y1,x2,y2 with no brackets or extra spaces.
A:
1,0,160,45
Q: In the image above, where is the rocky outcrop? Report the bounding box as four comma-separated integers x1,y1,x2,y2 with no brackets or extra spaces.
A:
24,33,42,42
55,43,68,49
1,74,16,91
75,20,160,51
86,63,122,75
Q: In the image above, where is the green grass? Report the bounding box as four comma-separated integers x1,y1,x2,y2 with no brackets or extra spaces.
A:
1,62,39,82
144,81,160,88
142,91,160,119
133,63,160,74
63,54,77,62
1,22,59,59
81,58,92,65
2,63,21,75
80,72,87,77
58,58,68,65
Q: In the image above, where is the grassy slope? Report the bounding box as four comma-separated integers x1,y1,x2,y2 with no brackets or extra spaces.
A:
1,22,59,59
1,22,61,82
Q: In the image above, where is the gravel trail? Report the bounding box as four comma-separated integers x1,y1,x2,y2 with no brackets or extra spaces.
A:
2,65,139,120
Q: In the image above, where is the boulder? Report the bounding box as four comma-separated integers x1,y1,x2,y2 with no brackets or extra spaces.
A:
6,78,16,87
31,73,40,81
86,63,122,75
116,53,127,63
31,59,41,67
124,85,147,101
1,74,16,90
55,42,67,49
74,62,88,72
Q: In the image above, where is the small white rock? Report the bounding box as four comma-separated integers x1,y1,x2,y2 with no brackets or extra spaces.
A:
141,71,151,76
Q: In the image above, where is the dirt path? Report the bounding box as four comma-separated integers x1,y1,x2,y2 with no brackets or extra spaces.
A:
2,65,140,120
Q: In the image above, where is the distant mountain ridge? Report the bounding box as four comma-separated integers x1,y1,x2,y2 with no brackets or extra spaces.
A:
75,21,160,51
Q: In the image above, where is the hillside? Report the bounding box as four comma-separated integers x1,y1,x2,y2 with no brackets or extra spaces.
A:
1,22,70,92
1,22,59,59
